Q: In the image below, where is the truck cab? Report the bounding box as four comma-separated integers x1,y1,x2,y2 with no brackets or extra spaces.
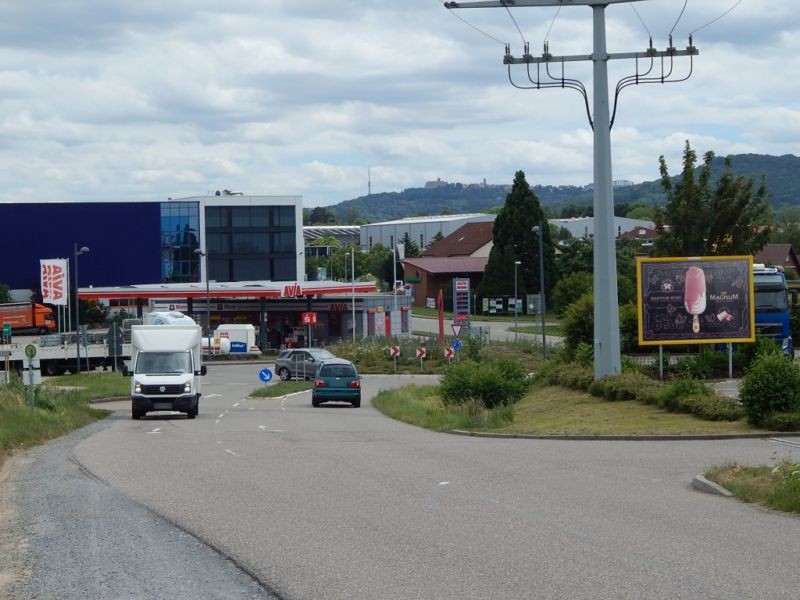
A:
753,264,795,355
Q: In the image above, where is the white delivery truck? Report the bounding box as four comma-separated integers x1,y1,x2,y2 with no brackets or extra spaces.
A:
122,312,207,420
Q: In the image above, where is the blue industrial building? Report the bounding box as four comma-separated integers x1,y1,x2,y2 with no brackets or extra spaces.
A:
0,194,305,290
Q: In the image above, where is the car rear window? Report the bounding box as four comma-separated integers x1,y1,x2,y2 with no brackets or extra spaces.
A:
320,364,356,378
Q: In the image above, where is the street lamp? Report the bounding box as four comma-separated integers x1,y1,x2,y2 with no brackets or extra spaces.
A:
513,260,521,342
532,224,547,358
347,248,356,342
74,244,89,374
194,248,212,355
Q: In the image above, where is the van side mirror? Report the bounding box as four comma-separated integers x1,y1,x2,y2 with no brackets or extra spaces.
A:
198,365,208,376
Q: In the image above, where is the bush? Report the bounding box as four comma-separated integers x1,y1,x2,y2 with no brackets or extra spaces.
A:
679,394,744,421
439,357,530,409
764,412,800,432
672,348,727,380
552,271,593,316
739,353,800,426
561,293,594,351
658,378,713,412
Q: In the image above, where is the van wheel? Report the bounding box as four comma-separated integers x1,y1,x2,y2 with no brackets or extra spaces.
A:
132,409,142,420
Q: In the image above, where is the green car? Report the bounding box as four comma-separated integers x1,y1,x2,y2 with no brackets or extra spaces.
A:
312,359,361,408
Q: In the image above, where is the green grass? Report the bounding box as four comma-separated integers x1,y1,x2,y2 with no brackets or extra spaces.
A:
250,380,313,397
372,383,760,436
706,461,800,513
0,372,123,467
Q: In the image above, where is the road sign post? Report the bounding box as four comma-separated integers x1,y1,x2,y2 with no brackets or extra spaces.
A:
416,346,426,370
389,346,400,373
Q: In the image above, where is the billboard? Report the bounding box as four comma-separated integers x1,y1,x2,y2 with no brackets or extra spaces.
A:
636,256,755,346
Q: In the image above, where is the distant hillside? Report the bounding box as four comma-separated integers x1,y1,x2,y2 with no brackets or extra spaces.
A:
326,153,800,224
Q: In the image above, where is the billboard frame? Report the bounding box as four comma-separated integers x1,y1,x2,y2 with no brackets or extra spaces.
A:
636,255,755,346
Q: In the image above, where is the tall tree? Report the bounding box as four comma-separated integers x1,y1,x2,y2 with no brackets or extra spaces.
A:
477,171,556,302
652,141,771,257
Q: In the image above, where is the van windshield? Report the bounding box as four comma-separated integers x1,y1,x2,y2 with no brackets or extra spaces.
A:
136,351,192,375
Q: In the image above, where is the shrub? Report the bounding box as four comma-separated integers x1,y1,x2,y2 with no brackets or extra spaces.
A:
764,412,800,432
672,348,727,380
561,293,594,351
658,378,713,412
739,353,800,426
439,357,529,409
679,394,744,421
552,271,593,316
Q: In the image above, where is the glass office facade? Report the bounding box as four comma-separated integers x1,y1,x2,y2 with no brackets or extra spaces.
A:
161,202,201,282
205,205,297,282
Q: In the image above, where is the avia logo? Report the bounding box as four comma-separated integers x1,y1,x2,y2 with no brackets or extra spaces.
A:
329,303,348,314
283,283,303,297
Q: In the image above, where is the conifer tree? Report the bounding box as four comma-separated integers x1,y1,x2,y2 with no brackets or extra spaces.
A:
477,171,556,305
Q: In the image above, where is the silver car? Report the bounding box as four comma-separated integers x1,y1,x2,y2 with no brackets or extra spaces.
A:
274,348,336,381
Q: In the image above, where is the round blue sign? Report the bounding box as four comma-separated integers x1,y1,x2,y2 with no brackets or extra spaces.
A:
452,339,462,351
258,368,273,383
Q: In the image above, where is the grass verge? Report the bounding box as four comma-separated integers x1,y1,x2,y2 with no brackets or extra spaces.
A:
706,461,800,513
373,383,760,436
250,380,313,397
0,372,126,468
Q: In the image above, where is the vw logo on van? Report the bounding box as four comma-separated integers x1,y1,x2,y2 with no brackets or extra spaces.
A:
159,386,166,392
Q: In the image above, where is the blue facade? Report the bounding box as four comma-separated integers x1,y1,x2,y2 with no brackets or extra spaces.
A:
0,202,162,289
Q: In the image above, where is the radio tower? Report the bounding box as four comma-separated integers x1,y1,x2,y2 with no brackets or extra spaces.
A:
445,0,698,379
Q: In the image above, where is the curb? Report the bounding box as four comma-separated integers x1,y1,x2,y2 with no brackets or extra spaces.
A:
691,474,733,497
447,430,800,441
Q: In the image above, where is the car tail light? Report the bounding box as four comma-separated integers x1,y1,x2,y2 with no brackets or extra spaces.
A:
314,380,327,388
348,380,361,389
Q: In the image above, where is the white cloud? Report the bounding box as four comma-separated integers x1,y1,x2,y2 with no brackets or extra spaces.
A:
0,0,796,207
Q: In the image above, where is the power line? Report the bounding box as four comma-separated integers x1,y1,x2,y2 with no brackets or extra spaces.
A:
669,0,689,37
629,3,651,39
504,4,528,46
437,0,507,45
543,6,561,45
689,0,742,36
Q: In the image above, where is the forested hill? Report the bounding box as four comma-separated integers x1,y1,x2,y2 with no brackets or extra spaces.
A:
326,153,800,223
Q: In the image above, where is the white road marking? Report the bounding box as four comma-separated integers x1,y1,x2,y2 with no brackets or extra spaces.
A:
215,419,220,425
258,426,285,432
224,449,239,457
147,428,162,435
769,437,800,448
233,402,240,407
218,413,225,419
438,481,450,486
206,393,222,398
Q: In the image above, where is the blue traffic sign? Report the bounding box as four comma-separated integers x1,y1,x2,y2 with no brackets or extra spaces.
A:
258,368,273,383
452,339,462,351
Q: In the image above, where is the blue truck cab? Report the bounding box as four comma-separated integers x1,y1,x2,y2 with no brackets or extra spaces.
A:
753,264,796,356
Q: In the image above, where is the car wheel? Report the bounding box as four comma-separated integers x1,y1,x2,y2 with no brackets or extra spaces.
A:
312,396,319,407
351,398,361,408
278,367,291,381
132,409,142,420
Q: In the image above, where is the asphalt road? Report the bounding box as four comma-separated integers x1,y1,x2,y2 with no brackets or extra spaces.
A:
3,364,800,599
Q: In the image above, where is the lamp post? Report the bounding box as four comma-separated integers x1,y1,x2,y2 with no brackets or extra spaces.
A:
194,249,212,355
74,244,89,374
513,260,521,342
349,247,356,342
532,225,547,358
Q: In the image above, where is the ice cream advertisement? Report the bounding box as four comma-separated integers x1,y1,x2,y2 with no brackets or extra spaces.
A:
636,256,755,345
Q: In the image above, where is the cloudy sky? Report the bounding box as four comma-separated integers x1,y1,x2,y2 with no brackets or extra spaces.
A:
0,1,795,208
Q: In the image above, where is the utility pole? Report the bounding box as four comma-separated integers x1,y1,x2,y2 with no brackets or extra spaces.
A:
445,0,697,379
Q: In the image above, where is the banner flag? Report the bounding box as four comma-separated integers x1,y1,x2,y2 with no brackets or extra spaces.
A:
41,259,69,305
